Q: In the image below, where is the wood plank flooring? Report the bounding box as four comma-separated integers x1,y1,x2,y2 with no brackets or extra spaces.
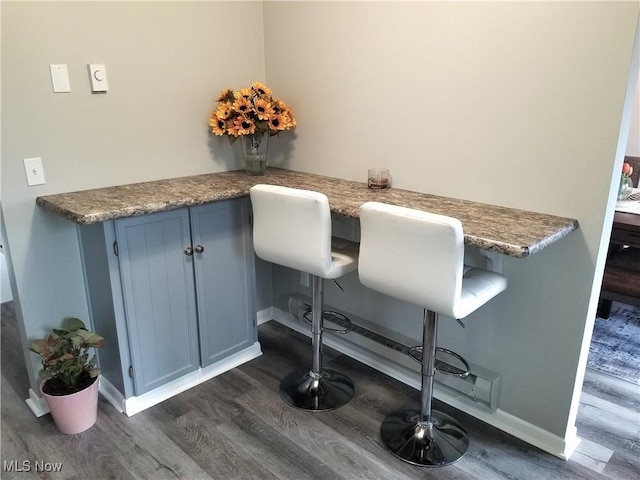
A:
1,301,639,479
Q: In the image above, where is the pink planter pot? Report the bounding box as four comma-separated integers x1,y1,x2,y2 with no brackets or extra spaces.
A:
40,377,99,434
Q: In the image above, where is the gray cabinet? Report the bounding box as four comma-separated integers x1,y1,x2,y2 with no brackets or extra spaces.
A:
116,208,200,394
191,201,256,367
79,198,257,401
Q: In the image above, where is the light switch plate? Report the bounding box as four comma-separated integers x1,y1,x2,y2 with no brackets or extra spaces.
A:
23,158,46,186
88,64,108,92
49,64,70,93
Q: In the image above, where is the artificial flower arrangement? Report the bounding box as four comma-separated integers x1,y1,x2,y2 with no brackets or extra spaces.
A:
210,81,296,143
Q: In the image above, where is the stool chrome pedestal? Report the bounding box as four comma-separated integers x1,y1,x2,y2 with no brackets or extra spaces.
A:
380,310,468,466
279,274,354,411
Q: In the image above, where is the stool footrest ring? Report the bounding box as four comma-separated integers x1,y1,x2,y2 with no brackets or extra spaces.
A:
407,346,470,378
303,310,353,334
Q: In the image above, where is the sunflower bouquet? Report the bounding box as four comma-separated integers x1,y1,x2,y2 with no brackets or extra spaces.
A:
210,81,296,143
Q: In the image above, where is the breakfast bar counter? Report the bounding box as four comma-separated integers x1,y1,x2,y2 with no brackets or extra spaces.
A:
36,167,579,258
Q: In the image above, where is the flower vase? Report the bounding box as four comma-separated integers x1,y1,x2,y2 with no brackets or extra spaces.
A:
242,131,269,176
618,175,633,200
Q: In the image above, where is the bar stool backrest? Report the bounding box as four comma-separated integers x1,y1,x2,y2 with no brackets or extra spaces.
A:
359,201,464,318
250,184,333,277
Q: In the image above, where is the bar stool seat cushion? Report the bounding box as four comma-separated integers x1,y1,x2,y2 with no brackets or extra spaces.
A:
330,239,359,278
458,268,508,319
250,185,357,279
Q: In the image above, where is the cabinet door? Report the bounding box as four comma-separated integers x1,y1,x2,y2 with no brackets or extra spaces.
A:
190,199,257,367
116,209,200,395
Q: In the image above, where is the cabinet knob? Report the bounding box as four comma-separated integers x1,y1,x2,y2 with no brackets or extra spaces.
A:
184,246,193,256
195,244,205,254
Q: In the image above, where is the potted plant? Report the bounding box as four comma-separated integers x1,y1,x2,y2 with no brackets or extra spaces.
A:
210,81,296,175
29,317,104,434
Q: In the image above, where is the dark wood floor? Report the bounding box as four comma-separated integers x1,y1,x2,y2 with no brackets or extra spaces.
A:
1,301,639,479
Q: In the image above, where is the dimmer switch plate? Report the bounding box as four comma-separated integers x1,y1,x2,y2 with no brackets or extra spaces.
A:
88,64,108,92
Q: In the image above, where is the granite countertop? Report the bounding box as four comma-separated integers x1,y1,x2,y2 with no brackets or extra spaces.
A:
36,168,579,258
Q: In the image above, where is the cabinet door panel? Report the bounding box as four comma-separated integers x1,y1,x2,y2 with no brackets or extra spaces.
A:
191,199,257,367
116,209,200,395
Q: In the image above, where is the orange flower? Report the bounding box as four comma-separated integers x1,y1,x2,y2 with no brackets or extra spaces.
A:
210,113,227,136
229,115,256,136
234,88,252,100
281,107,296,128
233,96,252,115
252,81,272,98
622,162,634,177
274,99,295,122
253,98,274,120
215,102,233,120
268,113,287,131
272,98,286,113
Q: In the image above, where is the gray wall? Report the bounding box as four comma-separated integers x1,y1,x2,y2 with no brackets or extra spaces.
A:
262,1,639,442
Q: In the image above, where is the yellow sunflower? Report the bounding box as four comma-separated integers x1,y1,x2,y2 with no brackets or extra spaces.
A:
253,98,274,121
252,81,272,99
272,98,287,113
281,110,296,129
215,101,233,120
233,96,252,115
268,113,287,131
234,88,252,100
210,113,228,136
229,115,256,137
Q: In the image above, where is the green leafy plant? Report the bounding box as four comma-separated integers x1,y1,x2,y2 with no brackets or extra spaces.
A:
29,318,104,396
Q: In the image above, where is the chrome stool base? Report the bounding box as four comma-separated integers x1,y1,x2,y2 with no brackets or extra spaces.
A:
380,409,469,467
279,368,355,412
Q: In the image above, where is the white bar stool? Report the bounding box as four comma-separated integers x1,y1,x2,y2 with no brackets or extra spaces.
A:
250,185,358,412
358,201,507,467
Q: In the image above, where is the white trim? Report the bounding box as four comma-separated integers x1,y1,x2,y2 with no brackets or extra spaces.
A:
25,388,49,417
98,376,126,414
256,306,273,325
99,342,262,417
271,307,580,460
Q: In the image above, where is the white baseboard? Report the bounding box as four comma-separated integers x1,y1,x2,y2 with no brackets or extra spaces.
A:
99,342,262,417
98,376,127,414
25,388,49,417
271,307,580,460
257,306,273,325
